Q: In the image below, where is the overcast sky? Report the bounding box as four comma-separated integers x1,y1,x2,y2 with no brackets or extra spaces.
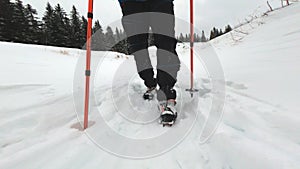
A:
22,0,282,35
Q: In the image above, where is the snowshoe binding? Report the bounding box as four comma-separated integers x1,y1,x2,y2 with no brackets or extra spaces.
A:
143,87,156,100
159,100,178,127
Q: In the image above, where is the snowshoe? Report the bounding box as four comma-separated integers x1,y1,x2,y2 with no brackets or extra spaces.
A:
143,87,156,100
159,100,177,127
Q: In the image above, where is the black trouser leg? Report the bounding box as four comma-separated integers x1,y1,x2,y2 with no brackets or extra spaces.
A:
121,1,180,99
149,1,180,101
121,2,156,88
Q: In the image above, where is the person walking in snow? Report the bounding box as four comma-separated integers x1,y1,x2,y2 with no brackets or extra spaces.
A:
119,0,180,125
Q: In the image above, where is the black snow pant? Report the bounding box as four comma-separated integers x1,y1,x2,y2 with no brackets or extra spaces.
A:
121,0,180,101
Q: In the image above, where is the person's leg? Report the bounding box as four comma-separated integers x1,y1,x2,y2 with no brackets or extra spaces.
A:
121,2,156,88
149,0,180,101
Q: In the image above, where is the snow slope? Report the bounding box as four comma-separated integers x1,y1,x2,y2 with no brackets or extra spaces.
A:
1,3,300,169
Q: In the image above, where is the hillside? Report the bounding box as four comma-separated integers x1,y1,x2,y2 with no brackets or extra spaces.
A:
0,3,300,169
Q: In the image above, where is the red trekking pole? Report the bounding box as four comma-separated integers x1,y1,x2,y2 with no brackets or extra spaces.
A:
186,0,199,97
83,0,94,129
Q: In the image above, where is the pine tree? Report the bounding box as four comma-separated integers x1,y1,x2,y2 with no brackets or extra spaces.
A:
52,4,70,47
214,27,219,37
112,27,128,54
81,16,87,46
210,27,222,40
0,0,14,41
42,2,55,45
91,20,105,50
224,25,232,33
70,5,83,48
200,30,207,42
92,20,102,34
219,29,223,36
209,29,215,40
119,29,126,40
104,26,116,50
195,33,201,42
185,34,189,42
11,0,27,42
24,4,40,43
115,27,121,42
178,33,184,42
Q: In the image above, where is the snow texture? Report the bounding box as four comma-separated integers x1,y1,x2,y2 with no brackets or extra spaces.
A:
1,2,300,169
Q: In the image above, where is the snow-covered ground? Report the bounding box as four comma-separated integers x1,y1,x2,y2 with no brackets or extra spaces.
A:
1,2,300,169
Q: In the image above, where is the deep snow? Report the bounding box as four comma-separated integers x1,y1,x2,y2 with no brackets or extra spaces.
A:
1,2,300,169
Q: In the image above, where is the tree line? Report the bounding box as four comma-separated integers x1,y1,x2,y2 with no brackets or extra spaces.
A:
209,25,233,40
0,0,127,51
177,30,208,43
177,25,233,42
0,0,233,54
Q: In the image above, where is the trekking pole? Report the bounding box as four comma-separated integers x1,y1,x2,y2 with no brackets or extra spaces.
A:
186,0,199,97
84,0,94,130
